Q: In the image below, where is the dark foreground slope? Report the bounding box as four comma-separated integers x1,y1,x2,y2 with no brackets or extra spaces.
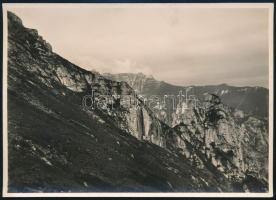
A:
7,11,268,193
9,84,224,192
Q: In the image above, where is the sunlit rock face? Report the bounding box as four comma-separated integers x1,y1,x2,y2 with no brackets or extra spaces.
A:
7,11,268,193
169,94,268,190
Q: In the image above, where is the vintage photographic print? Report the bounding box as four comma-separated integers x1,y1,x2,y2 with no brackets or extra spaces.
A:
2,3,274,197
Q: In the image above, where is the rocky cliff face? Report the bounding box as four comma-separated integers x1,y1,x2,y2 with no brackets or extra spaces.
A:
170,94,268,191
7,11,268,193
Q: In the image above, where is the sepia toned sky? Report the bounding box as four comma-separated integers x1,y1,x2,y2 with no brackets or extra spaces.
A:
7,4,271,87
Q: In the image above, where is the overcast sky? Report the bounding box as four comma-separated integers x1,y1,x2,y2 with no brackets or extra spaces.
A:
8,4,270,87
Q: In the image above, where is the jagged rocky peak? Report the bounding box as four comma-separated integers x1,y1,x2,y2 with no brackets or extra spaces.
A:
8,11,52,54
103,72,157,93
8,11,23,25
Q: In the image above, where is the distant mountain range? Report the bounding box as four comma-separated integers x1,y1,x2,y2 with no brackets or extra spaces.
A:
7,11,268,193
104,72,269,119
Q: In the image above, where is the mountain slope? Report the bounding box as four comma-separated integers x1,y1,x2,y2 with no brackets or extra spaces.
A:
8,11,232,192
7,11,268,193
